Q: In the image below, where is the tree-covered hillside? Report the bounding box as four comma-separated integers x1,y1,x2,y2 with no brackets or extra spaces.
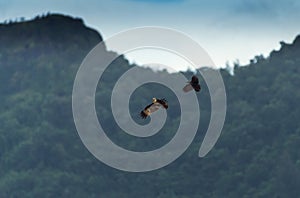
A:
0,14,300,198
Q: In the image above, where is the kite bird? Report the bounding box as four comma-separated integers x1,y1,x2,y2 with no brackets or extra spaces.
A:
183,75,201,92
140,98,168,119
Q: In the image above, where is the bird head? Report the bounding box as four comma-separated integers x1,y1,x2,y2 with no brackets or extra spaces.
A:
152,98,157,103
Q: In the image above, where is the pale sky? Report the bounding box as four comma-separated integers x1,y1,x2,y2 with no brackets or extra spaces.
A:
1,0,300,71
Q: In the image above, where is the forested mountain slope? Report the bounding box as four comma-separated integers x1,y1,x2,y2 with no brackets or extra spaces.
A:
0,14,300,198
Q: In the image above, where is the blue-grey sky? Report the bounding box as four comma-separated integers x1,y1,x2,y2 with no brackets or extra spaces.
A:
1,0,300,70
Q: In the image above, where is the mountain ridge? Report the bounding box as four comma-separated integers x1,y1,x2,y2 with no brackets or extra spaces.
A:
0,14,300,198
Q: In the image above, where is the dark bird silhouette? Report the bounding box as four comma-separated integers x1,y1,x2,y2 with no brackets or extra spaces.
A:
183,75,201,92
140,98,168,119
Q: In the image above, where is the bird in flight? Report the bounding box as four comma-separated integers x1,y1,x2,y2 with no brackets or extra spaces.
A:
183,75,201,92
140,98,168,119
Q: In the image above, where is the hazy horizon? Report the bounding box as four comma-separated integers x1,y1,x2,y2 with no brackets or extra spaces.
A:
1,0,299,70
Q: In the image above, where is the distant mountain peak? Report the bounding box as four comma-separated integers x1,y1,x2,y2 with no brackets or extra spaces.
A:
0,13,103,46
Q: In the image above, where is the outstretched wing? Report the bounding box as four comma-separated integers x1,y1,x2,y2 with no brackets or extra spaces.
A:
191,75,199,85
156,98,168,109
140,103,161,119
140,110,148,119
183,84,193,92
148,103,161,112
192,84,201,92
190,75,201,92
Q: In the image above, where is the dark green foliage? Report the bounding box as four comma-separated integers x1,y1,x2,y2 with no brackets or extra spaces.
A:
0,14,300,197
